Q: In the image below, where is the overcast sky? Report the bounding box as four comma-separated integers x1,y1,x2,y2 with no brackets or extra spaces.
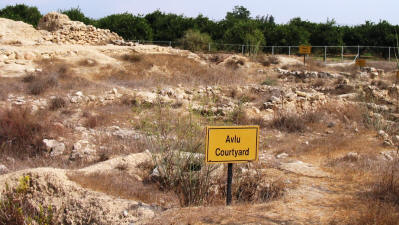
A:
1,0,398,25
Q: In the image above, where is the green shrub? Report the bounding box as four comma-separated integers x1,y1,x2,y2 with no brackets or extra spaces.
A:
0,4,42,27
179,29,213,52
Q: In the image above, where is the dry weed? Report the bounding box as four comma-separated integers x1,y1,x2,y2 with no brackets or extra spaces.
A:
49,97,66,111
0,108,50,158
98,54,246,88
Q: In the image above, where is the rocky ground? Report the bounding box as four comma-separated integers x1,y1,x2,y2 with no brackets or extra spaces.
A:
1,13,399,225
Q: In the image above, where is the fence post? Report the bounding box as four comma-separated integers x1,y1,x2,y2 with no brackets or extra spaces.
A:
241,45,244,55
357,45,360,57
272,46,274,56
169,41,171,47
341,46,344,62
208,43,211,52
289,46,291,56
389,47,391,62
324,46,327,62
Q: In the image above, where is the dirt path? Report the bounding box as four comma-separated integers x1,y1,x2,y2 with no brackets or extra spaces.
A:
142,159,358,225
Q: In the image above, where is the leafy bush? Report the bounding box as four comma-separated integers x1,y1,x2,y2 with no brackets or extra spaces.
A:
0,4,42,27
179,29,213,52
0,175,55,225
97,13,153,41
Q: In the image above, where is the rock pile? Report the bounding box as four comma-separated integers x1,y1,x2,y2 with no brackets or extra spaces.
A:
275,68,341,79
38,12,124,45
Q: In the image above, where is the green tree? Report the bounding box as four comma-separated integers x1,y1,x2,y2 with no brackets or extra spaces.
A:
61,7,96,25
223,20,265,54
225,5,251,21
145,10,194,41
310,19,343,46
267,24,310,46
0,4,41,27
97,13,153,40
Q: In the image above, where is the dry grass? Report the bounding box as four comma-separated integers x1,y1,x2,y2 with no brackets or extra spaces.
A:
68,171,180,208
0,108,51,158
26,75,58,95
369,157,399,205
0,77,25,100
32,59,96,93
329,201,399,225
83,113,108,129
329,156,399,225
254,55,280,67
97,54,246,88
233,172,285,203
120,53,142,63
269,112,308,133
367,60,397,73
225,58,245,70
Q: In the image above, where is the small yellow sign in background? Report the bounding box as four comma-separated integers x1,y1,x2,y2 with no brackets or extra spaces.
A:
356,59,366,67
299,45,312,54
206,126,259,163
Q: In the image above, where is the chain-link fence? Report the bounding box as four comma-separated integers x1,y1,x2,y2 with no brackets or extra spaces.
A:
130,40,399,62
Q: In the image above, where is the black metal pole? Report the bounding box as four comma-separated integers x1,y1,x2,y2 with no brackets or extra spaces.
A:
303,55,306,66
226,163,233,205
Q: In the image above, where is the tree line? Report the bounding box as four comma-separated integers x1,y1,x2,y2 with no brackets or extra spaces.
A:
1,4,398,53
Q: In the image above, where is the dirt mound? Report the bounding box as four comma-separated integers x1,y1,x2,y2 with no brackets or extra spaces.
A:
0,152,155,224
38,12,124,45
0,18,47,45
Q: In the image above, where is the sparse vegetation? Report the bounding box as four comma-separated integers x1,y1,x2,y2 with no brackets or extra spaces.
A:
138,104,217,206
121,53,142,63
27,76,58,95
0,108,49,158
233,169,285,202
261,77,277,86
0,176,55,225
270,112,307,133
256,55,279,66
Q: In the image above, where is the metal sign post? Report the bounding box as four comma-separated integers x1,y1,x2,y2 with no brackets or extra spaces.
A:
226,163,233,205
206,125,259,206
299,45,312,66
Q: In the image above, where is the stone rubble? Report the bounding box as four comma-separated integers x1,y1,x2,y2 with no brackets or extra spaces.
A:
38,12,126,46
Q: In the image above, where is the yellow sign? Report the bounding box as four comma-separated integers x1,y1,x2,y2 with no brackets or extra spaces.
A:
356,59,366,67
206,126,259,163
299,45,312,54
